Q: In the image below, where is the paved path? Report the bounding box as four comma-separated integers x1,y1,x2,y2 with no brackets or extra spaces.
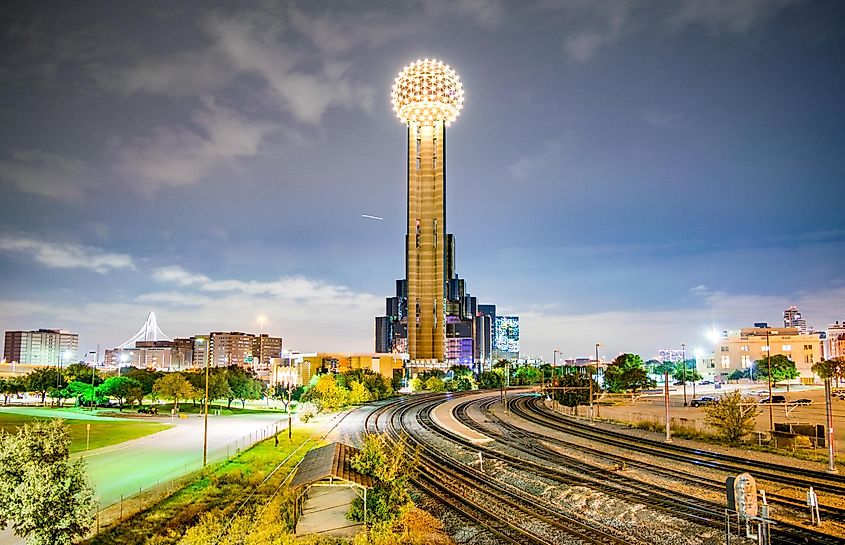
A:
0,411,285,545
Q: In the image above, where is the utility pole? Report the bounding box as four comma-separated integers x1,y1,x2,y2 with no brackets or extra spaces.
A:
663,370,672,443
591,343,599,422
202,354,210,466
825,378,838,473
682,343,687,406
766,330,775,431
504,359,510,414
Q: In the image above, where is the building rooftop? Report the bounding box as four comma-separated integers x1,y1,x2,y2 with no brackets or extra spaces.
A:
290,442,373,491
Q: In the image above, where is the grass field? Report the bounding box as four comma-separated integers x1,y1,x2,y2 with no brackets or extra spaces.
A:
0,411,172,453
155,401,286,416
86,426,318,545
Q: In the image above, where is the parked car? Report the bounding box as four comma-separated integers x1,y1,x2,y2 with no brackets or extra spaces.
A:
759,395,787,404
792,398,812,406
698,380,714,385
690,396,718,407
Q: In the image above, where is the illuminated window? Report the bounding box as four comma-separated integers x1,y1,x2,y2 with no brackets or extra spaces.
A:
761,346,770,352
741,355,751,368
804,344,812,350
721,355,730,369
782,345,791,351
740,345,749,352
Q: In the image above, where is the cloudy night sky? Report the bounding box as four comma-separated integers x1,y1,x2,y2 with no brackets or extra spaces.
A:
1,1,843,360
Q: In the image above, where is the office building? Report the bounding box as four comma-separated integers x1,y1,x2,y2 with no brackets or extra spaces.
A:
707,324,823,384
494,316,520,360
826,321,845,360
783,305,808,334
3,329,78,366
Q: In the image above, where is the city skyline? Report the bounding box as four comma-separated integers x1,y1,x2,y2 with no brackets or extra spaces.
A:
1,2,844,359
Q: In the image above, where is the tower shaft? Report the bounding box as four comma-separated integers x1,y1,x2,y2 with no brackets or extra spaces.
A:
406,121,445,361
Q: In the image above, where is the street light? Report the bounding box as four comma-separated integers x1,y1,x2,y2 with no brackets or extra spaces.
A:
119,352,129,376
681,343,687,406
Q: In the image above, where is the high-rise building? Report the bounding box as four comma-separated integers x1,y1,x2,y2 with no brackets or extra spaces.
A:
3,329,78,365
783,305,808,333
494,316,520,359
209,331,255,367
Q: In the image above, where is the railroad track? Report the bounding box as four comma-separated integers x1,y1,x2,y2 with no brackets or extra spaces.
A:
455,395,845,523
406,393,842,545
364,394,641,545
517,394,845,495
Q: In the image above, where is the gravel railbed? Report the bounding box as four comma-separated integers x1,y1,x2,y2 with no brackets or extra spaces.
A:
399,399,744,545
481,397,845,537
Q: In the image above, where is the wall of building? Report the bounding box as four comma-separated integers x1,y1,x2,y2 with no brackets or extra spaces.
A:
706,326,823,384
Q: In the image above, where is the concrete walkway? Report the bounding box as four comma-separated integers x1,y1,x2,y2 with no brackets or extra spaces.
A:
295,487,362,538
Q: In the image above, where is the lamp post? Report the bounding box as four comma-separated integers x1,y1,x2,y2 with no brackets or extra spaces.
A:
682,343,687,406
202,339,210,467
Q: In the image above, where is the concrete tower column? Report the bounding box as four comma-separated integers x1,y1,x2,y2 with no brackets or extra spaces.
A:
392,59,463,363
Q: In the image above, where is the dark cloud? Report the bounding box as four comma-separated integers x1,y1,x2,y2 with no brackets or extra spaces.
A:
0,0,843,357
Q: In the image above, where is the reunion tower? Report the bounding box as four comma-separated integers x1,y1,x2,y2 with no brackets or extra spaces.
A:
391,59,464,362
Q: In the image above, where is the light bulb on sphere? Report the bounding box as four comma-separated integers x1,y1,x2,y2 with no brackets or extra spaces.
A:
391,58,464,126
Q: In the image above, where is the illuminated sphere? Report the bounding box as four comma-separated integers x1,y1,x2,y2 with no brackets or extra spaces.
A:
391,58,464,126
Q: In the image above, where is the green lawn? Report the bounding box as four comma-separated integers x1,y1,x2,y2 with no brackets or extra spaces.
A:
0,412,172,453
86,426,318,545
156,401,286,415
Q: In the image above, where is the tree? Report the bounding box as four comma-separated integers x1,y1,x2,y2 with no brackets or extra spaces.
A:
671,360,702,383
206,371,233,407
424,376,445,393
555,372,599,411
651,361,676,377
755,354,799,384
348,381,372,405
478,371,502,390
0,420,96,545
122,367,163,398
512,366,542,385
224,366,262,409
445,375,475,392
309,375,348,412
57,381,98,407
449,365,473,378
152,373,195,410
99,376,141,411
0,378,23,405
62,363,102,386
704,390,758,444
813,359,844,384
727,369,750,381
24,368,66,405
349,433,417,524
604,354,655,393
409,377,423,392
